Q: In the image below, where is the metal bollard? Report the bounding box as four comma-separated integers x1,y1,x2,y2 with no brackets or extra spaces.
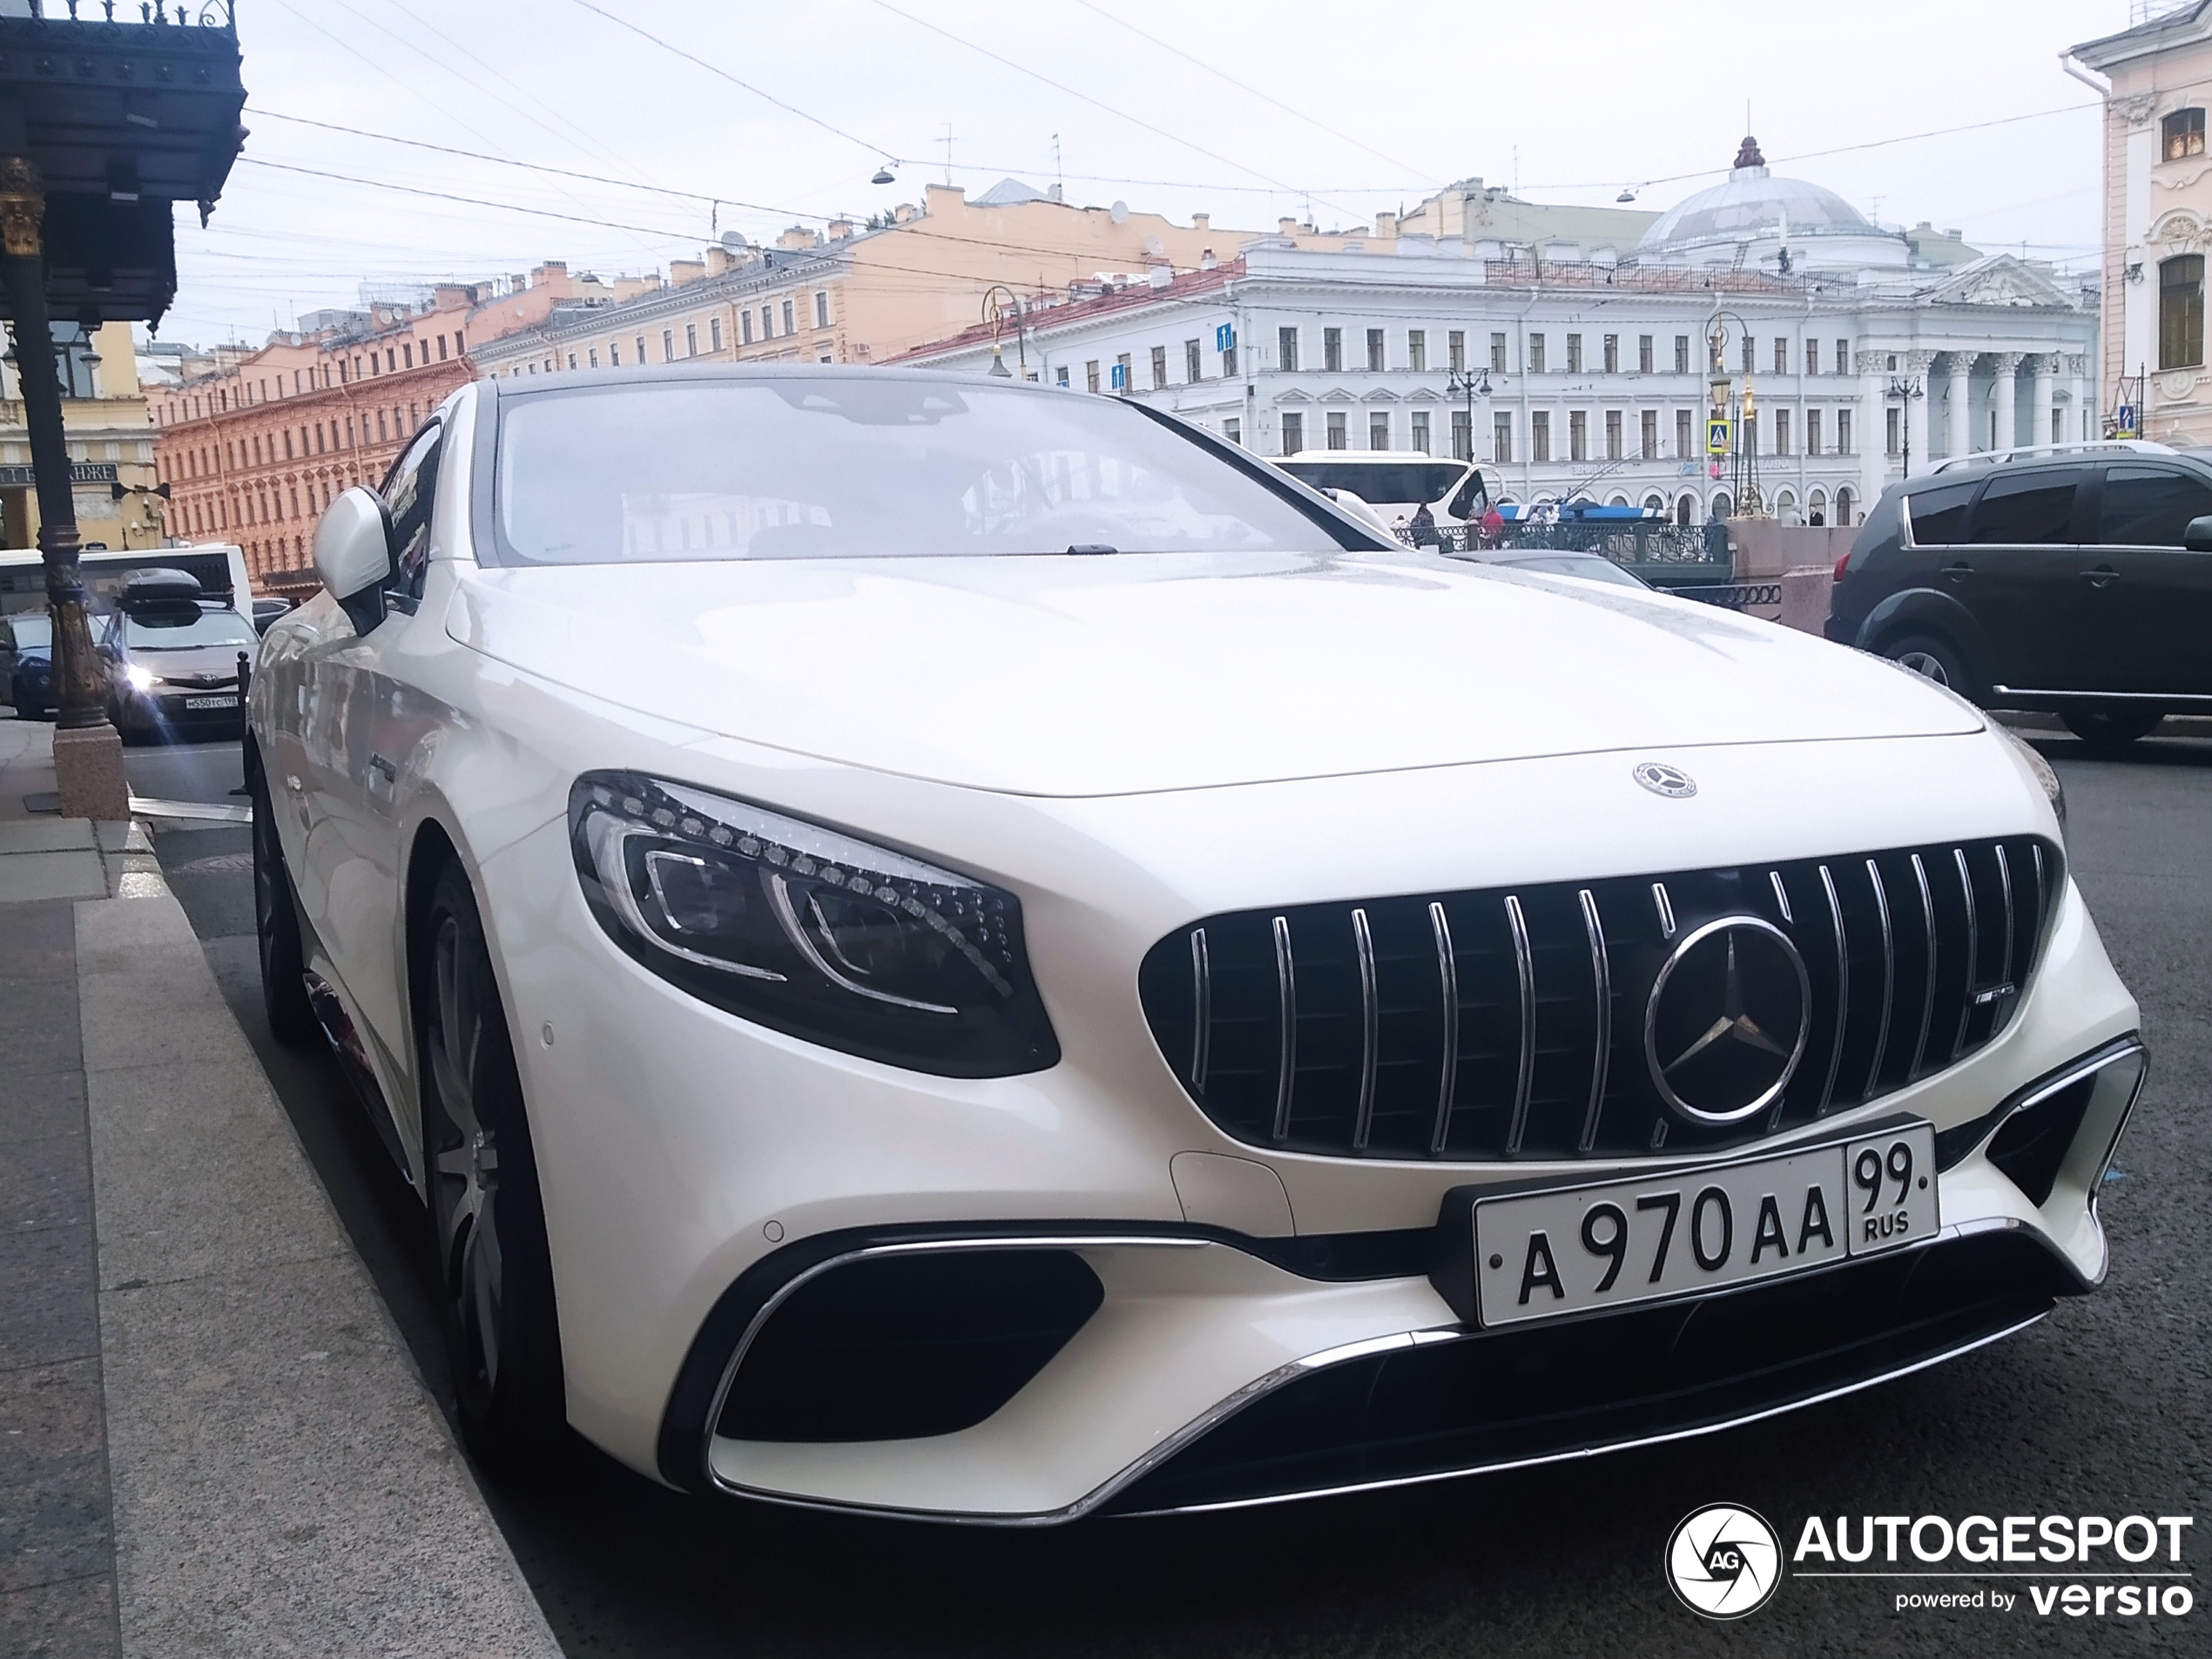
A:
230,648,253,798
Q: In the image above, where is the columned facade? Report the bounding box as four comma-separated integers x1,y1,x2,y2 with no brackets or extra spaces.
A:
1904,349,1936,475
1990,352,2023,450
1945,353,1976,458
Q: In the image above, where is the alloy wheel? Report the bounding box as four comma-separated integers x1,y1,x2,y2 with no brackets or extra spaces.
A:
428,915,504,1399
1895,650,1950,686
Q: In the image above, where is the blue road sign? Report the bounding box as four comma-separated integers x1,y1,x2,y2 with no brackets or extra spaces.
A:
1216,323,1235,353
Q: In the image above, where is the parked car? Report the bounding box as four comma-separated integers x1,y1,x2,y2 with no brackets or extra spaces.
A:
1827,439,2212,748
253,596,297,635
98,570,258,742
1,610,53,718
250,367,2138,1523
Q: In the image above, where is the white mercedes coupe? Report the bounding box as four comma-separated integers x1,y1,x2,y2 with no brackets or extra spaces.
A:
248,367,2144,1522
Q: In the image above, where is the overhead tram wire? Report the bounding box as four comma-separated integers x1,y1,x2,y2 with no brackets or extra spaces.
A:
1062,0,1434,184
861,0,1369,221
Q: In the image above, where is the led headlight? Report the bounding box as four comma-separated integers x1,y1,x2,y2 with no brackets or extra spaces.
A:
569,772,1059,1077
123,664,158,691
2000,725,2067,835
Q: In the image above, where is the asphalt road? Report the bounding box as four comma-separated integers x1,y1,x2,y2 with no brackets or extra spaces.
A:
149,727,2209,1657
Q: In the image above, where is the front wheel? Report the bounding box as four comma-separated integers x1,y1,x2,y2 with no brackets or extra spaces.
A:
1881,632,1972,697
2062,707,2164,752
419,864,565,1471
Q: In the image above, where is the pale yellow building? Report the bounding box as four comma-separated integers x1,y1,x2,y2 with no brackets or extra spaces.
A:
2070,2,2212,441
1,320,160,552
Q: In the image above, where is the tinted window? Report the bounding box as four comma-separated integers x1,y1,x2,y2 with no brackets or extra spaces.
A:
1906,482,1978,546
1967,469,2083,545
2099,464,2212,546
496,380,1338,564
111,608,259,651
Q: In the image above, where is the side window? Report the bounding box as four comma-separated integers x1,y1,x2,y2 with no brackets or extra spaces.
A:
1904,481,1978,547
1967,469,2084,545
380,421,445,607
2100,465,2212,547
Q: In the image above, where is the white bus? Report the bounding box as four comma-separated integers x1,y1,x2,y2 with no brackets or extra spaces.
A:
0,542,253,622
1269,451,1495,531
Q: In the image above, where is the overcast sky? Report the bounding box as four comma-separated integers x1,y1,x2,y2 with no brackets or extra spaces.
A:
158,0,2136,347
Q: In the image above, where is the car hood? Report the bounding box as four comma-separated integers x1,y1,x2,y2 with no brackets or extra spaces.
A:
445,550,1982,798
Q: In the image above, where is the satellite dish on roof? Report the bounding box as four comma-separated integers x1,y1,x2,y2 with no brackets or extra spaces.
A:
719,231,749,252
1110,200,1129,224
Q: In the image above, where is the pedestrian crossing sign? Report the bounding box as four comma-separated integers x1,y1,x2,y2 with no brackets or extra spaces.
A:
1706,418,1731,455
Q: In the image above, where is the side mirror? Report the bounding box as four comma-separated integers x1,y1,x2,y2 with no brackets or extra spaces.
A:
313,487,394,633
2184,515,2212,553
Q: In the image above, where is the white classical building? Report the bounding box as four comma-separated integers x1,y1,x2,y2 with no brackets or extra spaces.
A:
896,143,2101,526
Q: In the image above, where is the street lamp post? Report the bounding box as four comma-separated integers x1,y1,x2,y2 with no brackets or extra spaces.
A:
1887,374,1925,481
1444,364,1490,466
981,284,1026,380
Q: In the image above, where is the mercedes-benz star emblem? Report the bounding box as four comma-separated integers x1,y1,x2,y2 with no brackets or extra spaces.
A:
1643,916,1811,1123
1666,1503,1783,1619
1633,761,1696,799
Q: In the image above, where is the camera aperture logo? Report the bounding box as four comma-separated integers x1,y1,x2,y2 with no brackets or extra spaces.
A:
1668,1504,1784,1619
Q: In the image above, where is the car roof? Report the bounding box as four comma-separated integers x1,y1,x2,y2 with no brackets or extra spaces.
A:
480,361,1079,403
1899,442,2212,495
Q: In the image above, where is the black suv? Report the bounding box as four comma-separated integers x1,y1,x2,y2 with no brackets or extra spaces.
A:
1827,442,2212,749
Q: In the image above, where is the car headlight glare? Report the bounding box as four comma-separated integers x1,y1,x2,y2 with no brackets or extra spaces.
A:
123,664,157,691
569,771,1058,1076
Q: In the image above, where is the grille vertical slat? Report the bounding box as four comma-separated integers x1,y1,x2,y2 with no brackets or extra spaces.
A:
1271,915,1296,1143
1503,895,1536,1155
1137,836,2059,1163
1427,901,1459,1156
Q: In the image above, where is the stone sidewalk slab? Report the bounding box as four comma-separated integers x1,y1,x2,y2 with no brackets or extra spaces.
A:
74,882,561,1658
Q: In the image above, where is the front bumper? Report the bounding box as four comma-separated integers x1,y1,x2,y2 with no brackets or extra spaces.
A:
482,757,2141,1521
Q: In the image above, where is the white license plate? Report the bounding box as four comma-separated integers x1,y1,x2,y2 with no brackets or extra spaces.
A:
183,695,239,710
1474,1122,1939,1327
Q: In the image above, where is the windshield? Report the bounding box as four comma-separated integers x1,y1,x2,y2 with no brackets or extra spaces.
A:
5,614,50,650
1493,554,1649,589
111,608,260,651
493,378,1340,563
1276,460,1469,505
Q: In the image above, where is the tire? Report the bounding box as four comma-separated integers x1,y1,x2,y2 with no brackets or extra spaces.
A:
418,862,565,1471
250,758,320,1047
2062,707,2164,752
1881,632,1972,697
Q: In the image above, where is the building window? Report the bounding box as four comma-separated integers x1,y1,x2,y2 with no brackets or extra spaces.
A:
1223,335,1237,375
781,299,796,334
1407,329,1426,372
1489,332,1507,373
1325,410,1347,449
2161,254,2204,368
1605,408,1622,460
685,324,699,356
1281,412,1304,454
710,317,724,351
608,342,621,367
741,311,754,345
1835,341,1850,375
1085,361,1101,393
588,347,600,368
1451,408,1470,461
1676,408,1693,459
1278,327,1299,371
761,306,774,339
635,335,646,363
1368,411,1389,450
1804,340,1819,377
1410,408,1430,453
1186,339,1203,381
1638,334,1654,374
1768,339,1783,376
662,328,675,361
1492,411,1512,463
1055,367,1069,388
1674,335,1690,374
1775,408,1791,455
1532,411,1551,462
1150,345,1168,389
1324,327,1343,372
1568,409,1587,462
1366,328,1386,371
1602,334,1618,374
1447,329,1465,372
1807,409,1823,455
1838,409,1853,455
1529,334,1548,374
1224,417,1241,446
1116,352,1132,392
2165,108,2206,161
1886,407,1901,455
814,291,830,328
1740,336,1755,374
1566,334,1582,374
1640,409,1656,459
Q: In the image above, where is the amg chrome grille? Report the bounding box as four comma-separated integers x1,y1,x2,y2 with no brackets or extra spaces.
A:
1137,838,2060,1162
